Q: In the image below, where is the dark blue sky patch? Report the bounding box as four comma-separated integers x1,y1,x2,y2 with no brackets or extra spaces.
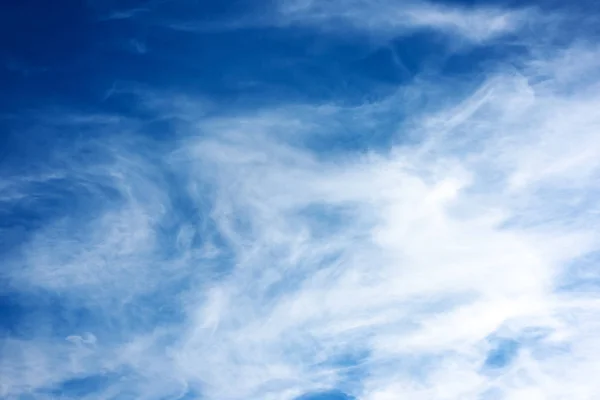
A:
0,0,534,115
0,293,35,337
0,0,92,67
0,288,111,340
0,177,122,249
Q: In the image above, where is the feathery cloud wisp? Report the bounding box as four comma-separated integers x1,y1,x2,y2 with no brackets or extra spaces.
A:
276,0,531,42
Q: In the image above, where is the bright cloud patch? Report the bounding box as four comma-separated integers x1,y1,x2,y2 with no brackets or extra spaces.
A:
1,2,600,400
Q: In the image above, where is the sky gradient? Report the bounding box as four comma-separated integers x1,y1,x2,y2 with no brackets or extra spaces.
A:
2,0,600,399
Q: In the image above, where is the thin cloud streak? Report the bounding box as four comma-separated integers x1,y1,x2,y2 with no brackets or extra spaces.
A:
138,0,530,45
276,0,532,42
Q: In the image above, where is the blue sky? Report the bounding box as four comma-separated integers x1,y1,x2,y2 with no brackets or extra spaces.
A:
2,0,600,399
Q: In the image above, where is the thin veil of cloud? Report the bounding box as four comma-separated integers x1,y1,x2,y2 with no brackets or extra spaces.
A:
132,0,530,45
2,6,600,400
276,0,532,42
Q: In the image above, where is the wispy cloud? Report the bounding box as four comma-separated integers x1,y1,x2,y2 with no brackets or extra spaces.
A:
137,0,531,45
99,8,151,21
2,7,600,400
162,44,600,399
276,0,532,42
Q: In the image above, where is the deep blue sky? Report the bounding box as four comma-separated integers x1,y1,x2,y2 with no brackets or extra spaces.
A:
1,0,531,110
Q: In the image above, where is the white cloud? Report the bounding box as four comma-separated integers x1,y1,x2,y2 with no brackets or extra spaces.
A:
2,24,600,400
159,0,530,44
276,0,532,42
167,44,600,400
